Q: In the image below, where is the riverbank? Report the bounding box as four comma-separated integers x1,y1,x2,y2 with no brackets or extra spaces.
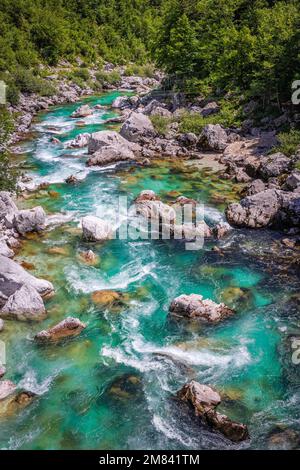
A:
0,82,300,450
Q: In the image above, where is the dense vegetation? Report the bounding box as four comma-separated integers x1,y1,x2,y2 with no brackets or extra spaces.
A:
0,107,17,191
0,0,299,190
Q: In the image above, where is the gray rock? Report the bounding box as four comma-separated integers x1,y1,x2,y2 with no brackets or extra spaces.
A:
0,284,46,321
81,216,113,242
150,106,172,118
201,101,220,117
177,381,249,442
67,133,90,148
111,96,131,109
284,172,300,191
169,294,234,324
0,255,54,305
120,112,156,143
198,124,228,152
246,179,266,196
13,206,46,234
258,152,291,180
134,191,176,222
87,144,135,167
0,192,18,220
35,317,86,343
71,104,93,118
226,189,281,228
0,240,14,258
88,130,139,155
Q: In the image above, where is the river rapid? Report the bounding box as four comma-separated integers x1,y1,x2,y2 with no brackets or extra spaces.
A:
1,91,299,450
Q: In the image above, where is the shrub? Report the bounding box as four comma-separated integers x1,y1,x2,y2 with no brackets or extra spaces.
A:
272,129,300,157
0,107,18,191
95,70,121,86
150,115,173,136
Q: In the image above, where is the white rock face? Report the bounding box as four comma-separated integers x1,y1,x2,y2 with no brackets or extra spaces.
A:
0,255,54,304
0,192,18,220
13,206,46,234
81,216,114,242
67,133,90,148
169,294,234,323
0,240,14,258
0,284,46,321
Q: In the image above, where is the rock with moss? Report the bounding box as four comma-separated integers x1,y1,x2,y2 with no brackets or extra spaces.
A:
35,317,86,343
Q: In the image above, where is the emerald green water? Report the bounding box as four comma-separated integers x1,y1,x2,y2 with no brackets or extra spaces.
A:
1,92,299,450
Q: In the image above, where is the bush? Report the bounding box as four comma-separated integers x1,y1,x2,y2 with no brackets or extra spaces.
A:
124,63,155,78
272,129,300,157
179,99,242,134
95,70,121,86
150,115,173,136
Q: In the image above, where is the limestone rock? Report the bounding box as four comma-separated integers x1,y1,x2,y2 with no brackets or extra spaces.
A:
170,294,234,324
0,284,46,321
120,112,156,143
35,317,86,343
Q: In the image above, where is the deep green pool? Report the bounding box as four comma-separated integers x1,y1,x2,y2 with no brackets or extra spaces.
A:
1,91,299,450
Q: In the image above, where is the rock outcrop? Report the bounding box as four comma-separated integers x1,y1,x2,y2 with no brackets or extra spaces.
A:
67,133,90,148
81,216,114,242
169,294,234,324
87,130,140,166
12,207,46,235
177,381,249,442
226,189,300,229
35,317,86,343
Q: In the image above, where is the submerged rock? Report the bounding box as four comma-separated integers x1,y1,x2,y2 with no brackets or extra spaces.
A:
0,380,36,418
78,249,98,265
0,284,46,321
169,294,234,324
65,175,79,184
120,112,156,143
71,104,93,118
267,426,300,450
91,290,122,306
81,216,114,242
177,380,249,442
35,317,86,343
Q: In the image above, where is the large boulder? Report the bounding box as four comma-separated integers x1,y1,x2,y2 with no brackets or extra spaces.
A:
120,112,156,143
88,130,139,155
134,190,176,222
258,152,291,180
87,144,135,167
81,216,114,242
0,284,46,321
177,381,249,442
0,380,36,417
12,206,46,235
71,104,93,118
284,172,300,191
169,294,234,324
0,255,54,306
226,189,281,228
35,317,86,343
198,124,228,152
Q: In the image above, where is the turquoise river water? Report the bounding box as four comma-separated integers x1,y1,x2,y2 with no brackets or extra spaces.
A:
1,91,299,450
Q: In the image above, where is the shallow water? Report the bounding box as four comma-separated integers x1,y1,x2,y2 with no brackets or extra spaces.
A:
1,91,300,450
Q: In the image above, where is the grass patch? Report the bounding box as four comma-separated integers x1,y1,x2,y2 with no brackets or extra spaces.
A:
271,129,300,157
